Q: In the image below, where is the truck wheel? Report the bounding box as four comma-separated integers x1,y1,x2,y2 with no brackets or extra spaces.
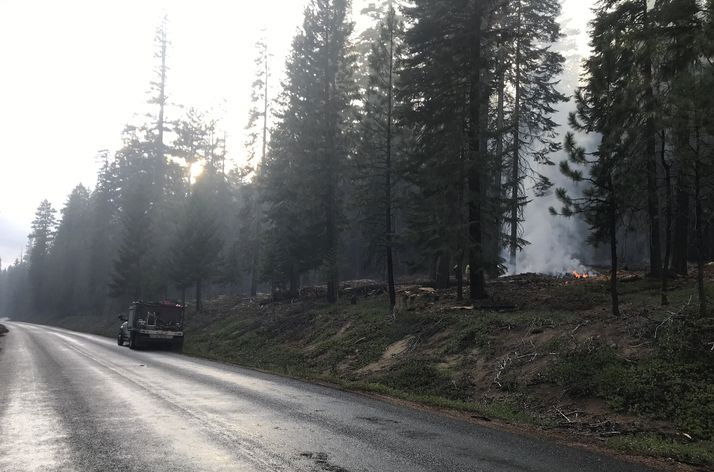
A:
129,332,138,350
173,339,184,353
117,333,124,346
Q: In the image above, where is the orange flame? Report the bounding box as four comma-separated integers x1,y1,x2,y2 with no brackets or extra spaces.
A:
572,271,590,279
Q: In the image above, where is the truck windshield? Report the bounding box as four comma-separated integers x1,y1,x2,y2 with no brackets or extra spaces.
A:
136,305,183,328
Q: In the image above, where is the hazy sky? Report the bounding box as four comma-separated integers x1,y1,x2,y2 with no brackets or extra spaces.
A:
0,0,593,267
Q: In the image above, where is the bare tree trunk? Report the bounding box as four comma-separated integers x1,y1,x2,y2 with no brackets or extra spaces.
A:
157,24,167,161
250,44,270,298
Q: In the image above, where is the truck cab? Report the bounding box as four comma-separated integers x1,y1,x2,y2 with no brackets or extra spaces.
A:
118,301,185,351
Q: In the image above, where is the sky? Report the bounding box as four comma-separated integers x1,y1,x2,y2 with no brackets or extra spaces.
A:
0,0,594,268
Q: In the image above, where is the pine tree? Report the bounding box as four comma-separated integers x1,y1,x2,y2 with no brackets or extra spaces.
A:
663,0,714,316
401,0,497,300
587,0,665,277
503,0,567,271
552,1,648,317
173,108,211,193
149,14,170,163
28,199,57,309
170,173,223,312
245,38,271,297
87,152,120,310
110,128,165,300
354,1,403,309
49,185,91,311
263,0,358,302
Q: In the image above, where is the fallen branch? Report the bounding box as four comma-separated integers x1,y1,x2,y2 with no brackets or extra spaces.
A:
555,407,572,423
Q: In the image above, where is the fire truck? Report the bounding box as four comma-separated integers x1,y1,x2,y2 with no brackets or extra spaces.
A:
117,301,185,351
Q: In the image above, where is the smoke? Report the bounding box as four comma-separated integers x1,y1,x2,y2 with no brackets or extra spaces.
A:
505,8,596,275
506,163,594,275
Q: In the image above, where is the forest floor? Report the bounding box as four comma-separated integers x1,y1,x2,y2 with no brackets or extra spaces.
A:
28,268,714,470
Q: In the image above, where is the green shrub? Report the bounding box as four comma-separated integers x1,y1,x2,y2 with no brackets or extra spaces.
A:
378,359,470,400
601,361,714,439
547,342,621,397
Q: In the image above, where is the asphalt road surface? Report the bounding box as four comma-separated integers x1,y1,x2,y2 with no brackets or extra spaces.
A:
0,322,658,472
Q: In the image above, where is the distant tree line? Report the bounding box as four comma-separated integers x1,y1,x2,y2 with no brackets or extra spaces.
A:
1,0,713,318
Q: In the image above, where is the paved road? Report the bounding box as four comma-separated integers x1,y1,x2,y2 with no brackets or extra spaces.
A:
0,322,657,472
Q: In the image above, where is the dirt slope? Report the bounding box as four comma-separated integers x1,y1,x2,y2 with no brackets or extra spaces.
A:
184,272,714,469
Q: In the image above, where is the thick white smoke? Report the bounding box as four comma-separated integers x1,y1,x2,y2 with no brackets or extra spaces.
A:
505,8,595,275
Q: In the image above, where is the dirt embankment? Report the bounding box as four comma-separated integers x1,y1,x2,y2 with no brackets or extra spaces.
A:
183,271,714,470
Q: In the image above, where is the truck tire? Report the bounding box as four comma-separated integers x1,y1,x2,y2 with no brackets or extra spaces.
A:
129,332,138,350
173,338,184,353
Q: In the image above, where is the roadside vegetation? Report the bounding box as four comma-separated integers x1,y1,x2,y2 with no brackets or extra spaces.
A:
178,272,714,468
15,268,714,468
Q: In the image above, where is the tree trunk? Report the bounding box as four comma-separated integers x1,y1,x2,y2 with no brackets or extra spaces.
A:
429,254,438,282
660,132,672,306
643,5,662,278
467,3,487,300
250,45,270,298
195,279,202,313
645,132,662,278
456,257,464,301
694,138,706,317
289,266,300,298
385,5,396,310
480,52,495,277
609,179,620,317
324,12,339,304
672,181,689,275
436,252,451,290
250,209,261,297
156,18,167,163
508,1,523,271
495,47,506,260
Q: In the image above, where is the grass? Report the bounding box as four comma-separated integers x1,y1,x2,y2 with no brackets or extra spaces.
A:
608,434,714,467
342,380,544,426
